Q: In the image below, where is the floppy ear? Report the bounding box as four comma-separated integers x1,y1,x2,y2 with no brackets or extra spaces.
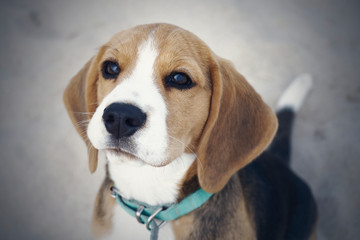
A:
197,57,278,193
63,57,100,173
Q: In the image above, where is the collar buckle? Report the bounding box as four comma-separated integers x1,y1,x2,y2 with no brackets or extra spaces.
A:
135,204,167,230
145,207,166,230
135,205,146,224
111,186,167,230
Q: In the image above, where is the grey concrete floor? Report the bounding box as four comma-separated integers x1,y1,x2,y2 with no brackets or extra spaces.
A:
0,0,359,239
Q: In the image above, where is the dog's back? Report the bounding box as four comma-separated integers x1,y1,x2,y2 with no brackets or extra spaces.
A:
240,74,318,239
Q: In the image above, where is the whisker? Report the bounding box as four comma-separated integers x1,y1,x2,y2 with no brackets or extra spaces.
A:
77,119,90,124
88,102,99,106
76,119,90,130
167,134,204,171
170,139,199,159
79,130,88,139
85,138,94,151
73,112,95,115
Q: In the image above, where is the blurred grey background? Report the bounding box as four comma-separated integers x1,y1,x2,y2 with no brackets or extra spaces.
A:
0,0,359,239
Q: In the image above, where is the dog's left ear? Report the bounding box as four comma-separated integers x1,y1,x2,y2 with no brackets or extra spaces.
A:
197,57,278,193
63,54,101,173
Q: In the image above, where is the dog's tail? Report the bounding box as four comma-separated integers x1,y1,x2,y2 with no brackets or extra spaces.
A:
268,73,313,165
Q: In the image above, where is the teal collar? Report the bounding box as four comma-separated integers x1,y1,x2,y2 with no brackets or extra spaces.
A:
110,186,213,240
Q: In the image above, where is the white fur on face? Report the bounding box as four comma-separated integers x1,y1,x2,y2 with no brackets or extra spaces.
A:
87,38,169,166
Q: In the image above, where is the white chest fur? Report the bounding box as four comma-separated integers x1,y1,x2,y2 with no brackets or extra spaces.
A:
106,152,196,206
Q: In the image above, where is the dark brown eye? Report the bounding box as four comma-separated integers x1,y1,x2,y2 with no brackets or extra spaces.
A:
102,61,120,79
165,72,194,90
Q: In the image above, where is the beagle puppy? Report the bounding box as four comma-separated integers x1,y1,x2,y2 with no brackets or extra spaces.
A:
64,23,317,239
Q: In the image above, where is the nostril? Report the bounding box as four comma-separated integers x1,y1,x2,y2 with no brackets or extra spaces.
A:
104,113,115,123
103,111,117,126
125,117,142,128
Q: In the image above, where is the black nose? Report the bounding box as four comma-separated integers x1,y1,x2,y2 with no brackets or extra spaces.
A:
102,103,147,139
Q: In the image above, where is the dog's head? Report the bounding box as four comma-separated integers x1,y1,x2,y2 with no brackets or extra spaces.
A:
64,23,277,193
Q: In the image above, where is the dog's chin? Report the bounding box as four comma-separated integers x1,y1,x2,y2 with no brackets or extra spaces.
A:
104,148,171,167
106,148,138,161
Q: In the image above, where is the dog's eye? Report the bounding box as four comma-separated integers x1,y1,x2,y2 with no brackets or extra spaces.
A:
165,72,195,90
102,61,121,79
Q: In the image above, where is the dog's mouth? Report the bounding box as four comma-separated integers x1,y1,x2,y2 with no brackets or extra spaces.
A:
102,137,171,167
103,139,139,160
104,147,171,168
104,137,136,155
106,147,137,160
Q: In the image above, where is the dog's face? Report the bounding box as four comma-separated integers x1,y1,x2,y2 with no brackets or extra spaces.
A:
87,26,211,167
64,23,278,193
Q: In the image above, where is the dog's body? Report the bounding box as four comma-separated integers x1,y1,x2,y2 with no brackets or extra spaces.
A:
64,23,317,239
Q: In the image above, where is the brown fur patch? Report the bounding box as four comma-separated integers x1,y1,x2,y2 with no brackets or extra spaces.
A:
171,214,195,240
151,25,213,163
92,175,116,237
172,175,257,240
196,57,278,193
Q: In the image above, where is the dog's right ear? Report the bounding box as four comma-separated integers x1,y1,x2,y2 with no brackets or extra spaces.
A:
63,55,101,173
197,57,278,193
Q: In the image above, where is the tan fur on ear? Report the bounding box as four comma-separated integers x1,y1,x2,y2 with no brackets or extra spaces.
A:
63,56,100,173
197,57,278,193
